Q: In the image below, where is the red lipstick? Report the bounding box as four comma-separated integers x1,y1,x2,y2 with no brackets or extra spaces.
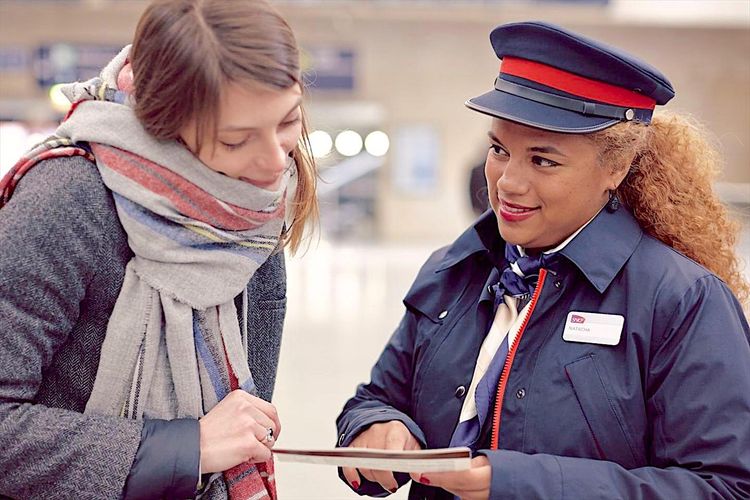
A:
498,199,539,222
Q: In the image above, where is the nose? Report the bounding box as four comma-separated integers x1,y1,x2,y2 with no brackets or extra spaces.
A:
255,134,289,175
495,157,529,196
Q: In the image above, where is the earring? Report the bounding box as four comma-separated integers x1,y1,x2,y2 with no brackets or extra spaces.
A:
606,190,620,213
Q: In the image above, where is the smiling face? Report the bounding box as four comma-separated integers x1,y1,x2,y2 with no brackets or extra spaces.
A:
179,81,303,191
485,118,627,252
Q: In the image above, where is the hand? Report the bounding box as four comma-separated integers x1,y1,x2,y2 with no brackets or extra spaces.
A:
410,456,491,500
342,420,422,493
198,389,281,473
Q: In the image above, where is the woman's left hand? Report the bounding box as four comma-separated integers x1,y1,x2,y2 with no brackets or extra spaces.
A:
409,455,491,500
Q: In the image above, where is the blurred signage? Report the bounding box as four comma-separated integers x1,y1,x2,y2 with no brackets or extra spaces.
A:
302,47,355,91
33,43,123,88
392,125,439,195
0,47,29,73
281,0,607,2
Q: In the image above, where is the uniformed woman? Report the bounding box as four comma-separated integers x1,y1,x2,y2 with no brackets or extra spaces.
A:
336,21,750,500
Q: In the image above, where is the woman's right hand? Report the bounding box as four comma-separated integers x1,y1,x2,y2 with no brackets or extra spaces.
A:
342,420,422,493
198,389,281,473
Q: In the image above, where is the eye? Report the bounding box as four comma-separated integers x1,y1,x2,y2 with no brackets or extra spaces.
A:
532,156,560,168
489,144,508,157
220,139,248,151
281,116,301,128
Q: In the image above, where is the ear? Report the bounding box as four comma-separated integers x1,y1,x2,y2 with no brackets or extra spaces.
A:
608,168,629,191
117,62,135,93
607,154,634,191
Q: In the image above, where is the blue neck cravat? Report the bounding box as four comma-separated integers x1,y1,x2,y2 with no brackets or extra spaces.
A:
491,244,558,310
449,245,559,454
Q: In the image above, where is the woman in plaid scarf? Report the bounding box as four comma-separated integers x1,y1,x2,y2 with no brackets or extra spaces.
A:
0,1,318,498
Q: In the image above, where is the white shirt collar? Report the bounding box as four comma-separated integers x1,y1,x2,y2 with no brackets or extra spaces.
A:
517,205,604,257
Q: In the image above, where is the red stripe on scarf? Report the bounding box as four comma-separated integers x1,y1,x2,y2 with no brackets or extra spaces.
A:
1,146,95,208
220,309,277,500
90,144,285,231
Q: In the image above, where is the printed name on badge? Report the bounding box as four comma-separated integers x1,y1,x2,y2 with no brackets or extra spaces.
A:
562,311,624,346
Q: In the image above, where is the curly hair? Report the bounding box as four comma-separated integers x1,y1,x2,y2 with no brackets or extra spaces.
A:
590,112,749,306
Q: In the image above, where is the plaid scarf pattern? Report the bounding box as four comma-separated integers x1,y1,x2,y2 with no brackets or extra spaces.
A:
0,46,290,499
0,137,95,206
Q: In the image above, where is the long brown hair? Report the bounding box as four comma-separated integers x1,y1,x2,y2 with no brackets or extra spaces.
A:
591,112,749,306
130,0,317,253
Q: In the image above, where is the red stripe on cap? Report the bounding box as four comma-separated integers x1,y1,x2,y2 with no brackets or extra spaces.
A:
501,57,656,110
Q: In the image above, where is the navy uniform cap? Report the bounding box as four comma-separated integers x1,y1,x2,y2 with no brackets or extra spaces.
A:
466,21,676,133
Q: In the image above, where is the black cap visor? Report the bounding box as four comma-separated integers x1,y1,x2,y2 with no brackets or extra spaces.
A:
466,87,619,134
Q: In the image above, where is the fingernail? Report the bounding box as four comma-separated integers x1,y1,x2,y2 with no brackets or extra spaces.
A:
389,487,398,493
419,475,431,485
351,481,360,490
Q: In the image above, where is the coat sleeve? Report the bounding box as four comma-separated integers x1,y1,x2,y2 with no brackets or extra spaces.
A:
478,275,750,499
0,158,181,499
123,419,200,500
335,310,428,497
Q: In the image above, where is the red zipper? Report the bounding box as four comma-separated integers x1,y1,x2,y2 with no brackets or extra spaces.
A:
490,268,548,450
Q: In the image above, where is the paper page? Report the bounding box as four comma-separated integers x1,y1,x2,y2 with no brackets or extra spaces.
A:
273,447,472,473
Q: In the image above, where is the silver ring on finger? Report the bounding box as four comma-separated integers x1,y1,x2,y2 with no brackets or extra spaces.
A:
264,427,275,444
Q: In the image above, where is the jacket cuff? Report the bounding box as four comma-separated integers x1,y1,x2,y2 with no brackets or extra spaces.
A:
337,407,426,449
123,418,200,500
477,449,563,499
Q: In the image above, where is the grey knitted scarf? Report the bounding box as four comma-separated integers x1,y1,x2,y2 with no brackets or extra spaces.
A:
54,46,295,431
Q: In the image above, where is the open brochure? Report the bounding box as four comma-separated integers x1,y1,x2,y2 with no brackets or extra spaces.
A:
274,446,472,473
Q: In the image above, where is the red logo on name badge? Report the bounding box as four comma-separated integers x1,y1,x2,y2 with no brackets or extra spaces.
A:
571,314,586,324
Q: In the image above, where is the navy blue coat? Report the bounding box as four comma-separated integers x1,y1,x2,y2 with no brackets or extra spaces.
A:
336,207,750,499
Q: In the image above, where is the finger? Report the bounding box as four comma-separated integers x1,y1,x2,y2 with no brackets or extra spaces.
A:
405,437,422,451
410,471,437,488
234,390,281,434
246,393,281,434
358,467,376,483
341,467,362,491
452,491,486,500
419,470,463,490
421,465,491,493
247,406,276,435
248,439,272,462
251,422,276,450
241,403,276,431
419,454,490,488
421,470,465,490
384,428,409,451
370,469,398,494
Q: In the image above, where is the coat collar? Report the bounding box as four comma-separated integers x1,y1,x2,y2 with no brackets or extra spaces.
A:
435,207,643,294
435,210,503,272
559,206,643,293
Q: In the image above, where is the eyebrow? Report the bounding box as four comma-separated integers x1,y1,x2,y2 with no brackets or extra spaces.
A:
219,97,303,132
487,131,567,157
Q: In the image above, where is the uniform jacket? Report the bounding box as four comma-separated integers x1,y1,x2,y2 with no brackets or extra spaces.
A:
0,157,287,499
337,207,750,499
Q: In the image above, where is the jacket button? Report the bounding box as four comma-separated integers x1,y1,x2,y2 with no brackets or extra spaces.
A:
516,388,526,399
454,385,466,398
438,310,448,319
554,280,562,289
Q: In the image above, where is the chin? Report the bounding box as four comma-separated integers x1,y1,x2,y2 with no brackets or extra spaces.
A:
497,223,525,247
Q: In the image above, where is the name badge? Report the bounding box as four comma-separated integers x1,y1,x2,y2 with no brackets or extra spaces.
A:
563,311,624,346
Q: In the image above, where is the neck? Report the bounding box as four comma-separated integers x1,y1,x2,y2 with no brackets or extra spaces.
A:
523,247,546,257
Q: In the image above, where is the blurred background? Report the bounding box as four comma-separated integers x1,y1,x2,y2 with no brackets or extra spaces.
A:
1,0,748,498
